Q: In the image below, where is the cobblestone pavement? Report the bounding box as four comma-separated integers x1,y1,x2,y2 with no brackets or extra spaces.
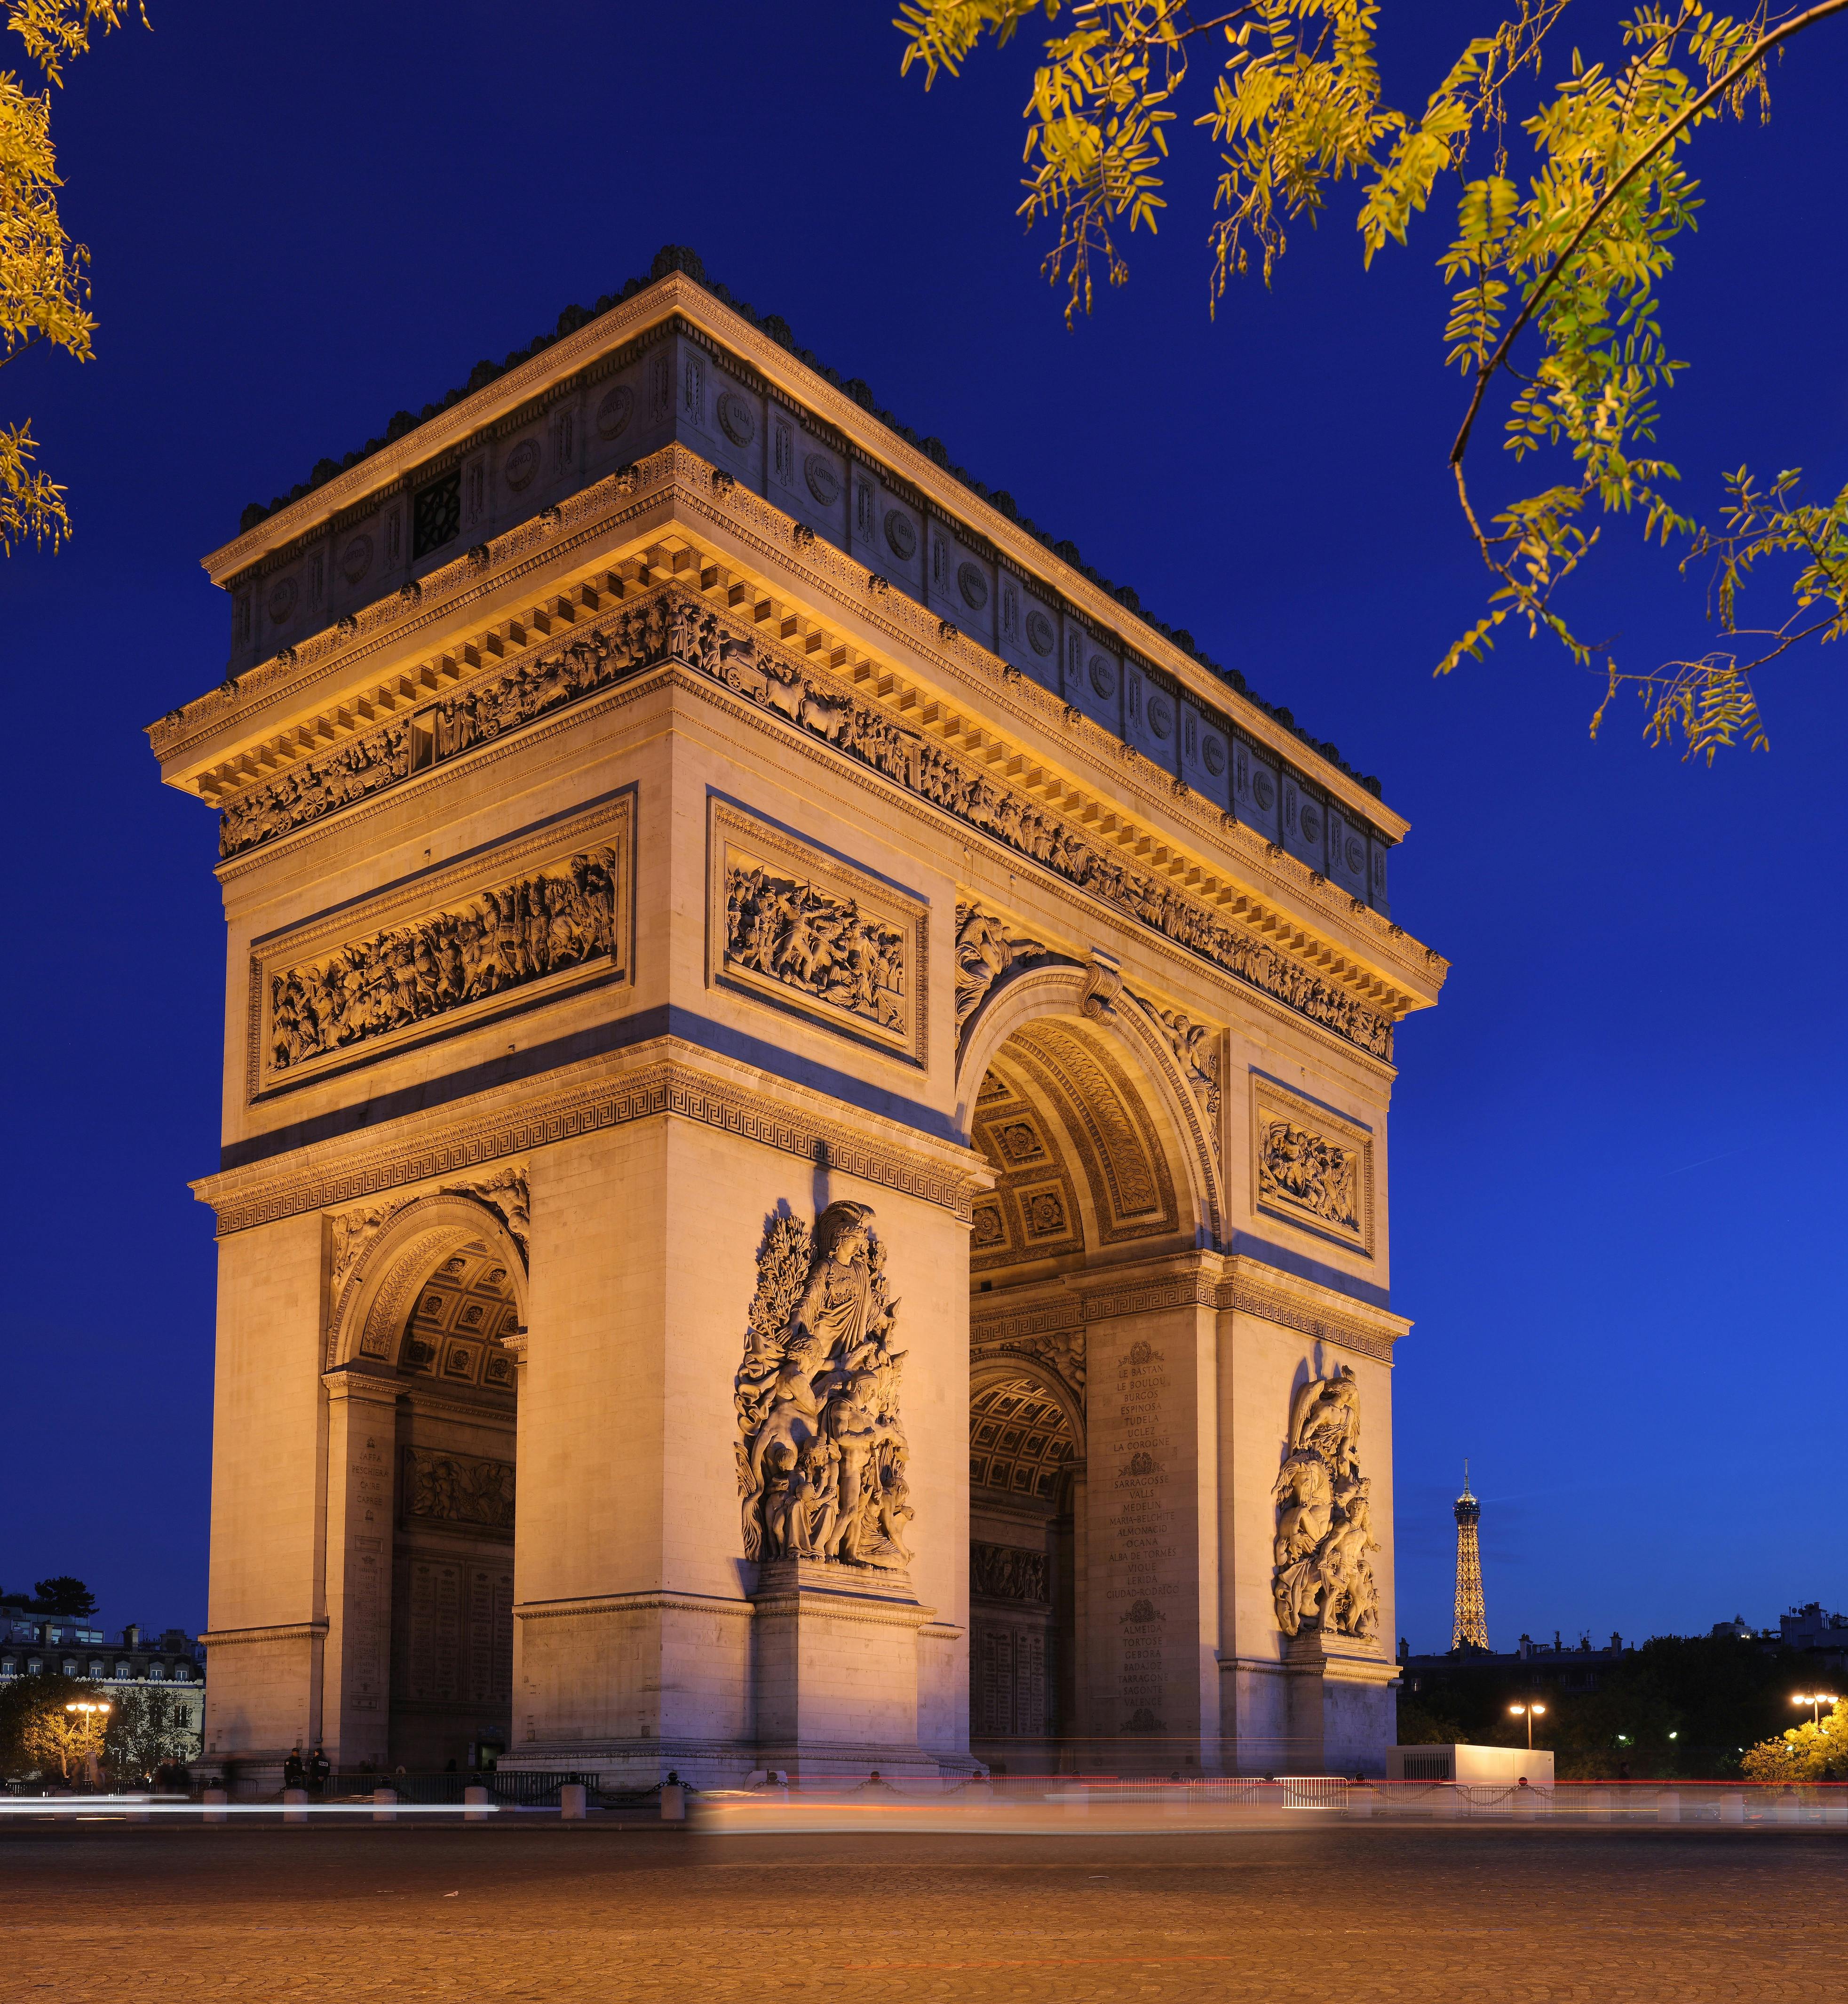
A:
3,1821,1843,2001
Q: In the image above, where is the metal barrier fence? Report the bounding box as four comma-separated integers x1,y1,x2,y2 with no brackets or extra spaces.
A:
320,1770,600,1806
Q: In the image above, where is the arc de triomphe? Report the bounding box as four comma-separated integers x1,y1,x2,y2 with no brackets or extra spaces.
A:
151,248,1444,1785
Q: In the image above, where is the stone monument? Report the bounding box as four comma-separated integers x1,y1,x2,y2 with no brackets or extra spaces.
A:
151,246,1445,1784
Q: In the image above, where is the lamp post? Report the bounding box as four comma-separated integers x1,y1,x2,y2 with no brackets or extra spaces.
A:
1509,1700,1547,1750
1793,1691,1838,1726
63,1699,112,1789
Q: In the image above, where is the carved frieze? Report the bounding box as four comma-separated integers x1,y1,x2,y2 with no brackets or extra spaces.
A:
214,557,1397,1058
217,592,680,859
734,1202,912,1572
1251,1075,1373,1256
249,797,632,1096
219,719,414,858
709,801,927,1065
1271,1366,1380,1644
403,1445,516,1536
971,1542,1050,1605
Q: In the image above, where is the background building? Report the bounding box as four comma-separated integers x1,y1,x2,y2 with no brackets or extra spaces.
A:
0,1615,207,1755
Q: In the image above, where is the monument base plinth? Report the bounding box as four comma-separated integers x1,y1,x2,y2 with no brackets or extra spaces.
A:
1283,1628,1398,1776
749,1556,940,1779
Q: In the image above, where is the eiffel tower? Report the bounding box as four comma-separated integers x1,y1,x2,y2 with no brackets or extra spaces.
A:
1451,1460,1489,1651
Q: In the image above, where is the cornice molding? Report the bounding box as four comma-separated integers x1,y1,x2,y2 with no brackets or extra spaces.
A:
968,1247,1408,1360
168,449,1442,1022
198,1622,328,1650
202,277,1403,836
191,1039,990,1237
513,1591,753,1624
1219,1253,1411,1363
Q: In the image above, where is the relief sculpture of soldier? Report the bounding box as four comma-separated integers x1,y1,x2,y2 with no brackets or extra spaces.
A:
1271,1365,1380,1643
268,846,620,1072
734,1201,912,1570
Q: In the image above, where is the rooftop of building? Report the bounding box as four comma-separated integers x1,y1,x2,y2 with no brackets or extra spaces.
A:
233,244,1381,798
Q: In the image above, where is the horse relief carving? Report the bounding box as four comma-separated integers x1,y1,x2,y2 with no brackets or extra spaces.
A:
735,1202,912,1572
1271,1366,1380,1643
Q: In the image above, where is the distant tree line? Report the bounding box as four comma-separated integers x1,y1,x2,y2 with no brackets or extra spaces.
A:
1398,1633,1845,1779
0,1575,98,1617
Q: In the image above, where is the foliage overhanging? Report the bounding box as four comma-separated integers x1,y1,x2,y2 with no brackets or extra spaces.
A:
894,0,1848,761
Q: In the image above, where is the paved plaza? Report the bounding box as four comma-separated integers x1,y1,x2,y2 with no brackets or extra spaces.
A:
3,1821,1842,2001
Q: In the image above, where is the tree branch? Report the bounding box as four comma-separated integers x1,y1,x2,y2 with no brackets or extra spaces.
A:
1448,0,1848,469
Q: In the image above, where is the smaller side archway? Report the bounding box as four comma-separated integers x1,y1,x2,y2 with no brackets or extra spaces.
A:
323,1192,527,1773
968,1354,1084,1767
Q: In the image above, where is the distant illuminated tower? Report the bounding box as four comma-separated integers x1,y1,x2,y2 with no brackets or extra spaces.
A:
1451,1461,1489,1652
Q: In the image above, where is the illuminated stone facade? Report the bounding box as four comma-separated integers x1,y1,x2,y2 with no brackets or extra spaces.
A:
154,256,1444,1784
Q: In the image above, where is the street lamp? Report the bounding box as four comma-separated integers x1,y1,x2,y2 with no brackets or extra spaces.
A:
1509,1700,1547,1750
1793,1691,1839,1725
63,1699,112,1789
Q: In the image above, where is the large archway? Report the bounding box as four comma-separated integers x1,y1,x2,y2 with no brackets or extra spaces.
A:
962,996,1208,1774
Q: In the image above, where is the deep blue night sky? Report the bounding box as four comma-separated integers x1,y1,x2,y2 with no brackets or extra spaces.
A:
4,2,1843,1651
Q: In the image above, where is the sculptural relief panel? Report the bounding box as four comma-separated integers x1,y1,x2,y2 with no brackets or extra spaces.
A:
734,1202,913,1572
402,1446,516,1537
1250,1074,1374,1256
970,1542,1050,1604
707,801,927,1066
249,797,632,1097
1271,1366,1380,1646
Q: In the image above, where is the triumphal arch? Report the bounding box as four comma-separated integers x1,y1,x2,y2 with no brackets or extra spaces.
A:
151,247,1445,1784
